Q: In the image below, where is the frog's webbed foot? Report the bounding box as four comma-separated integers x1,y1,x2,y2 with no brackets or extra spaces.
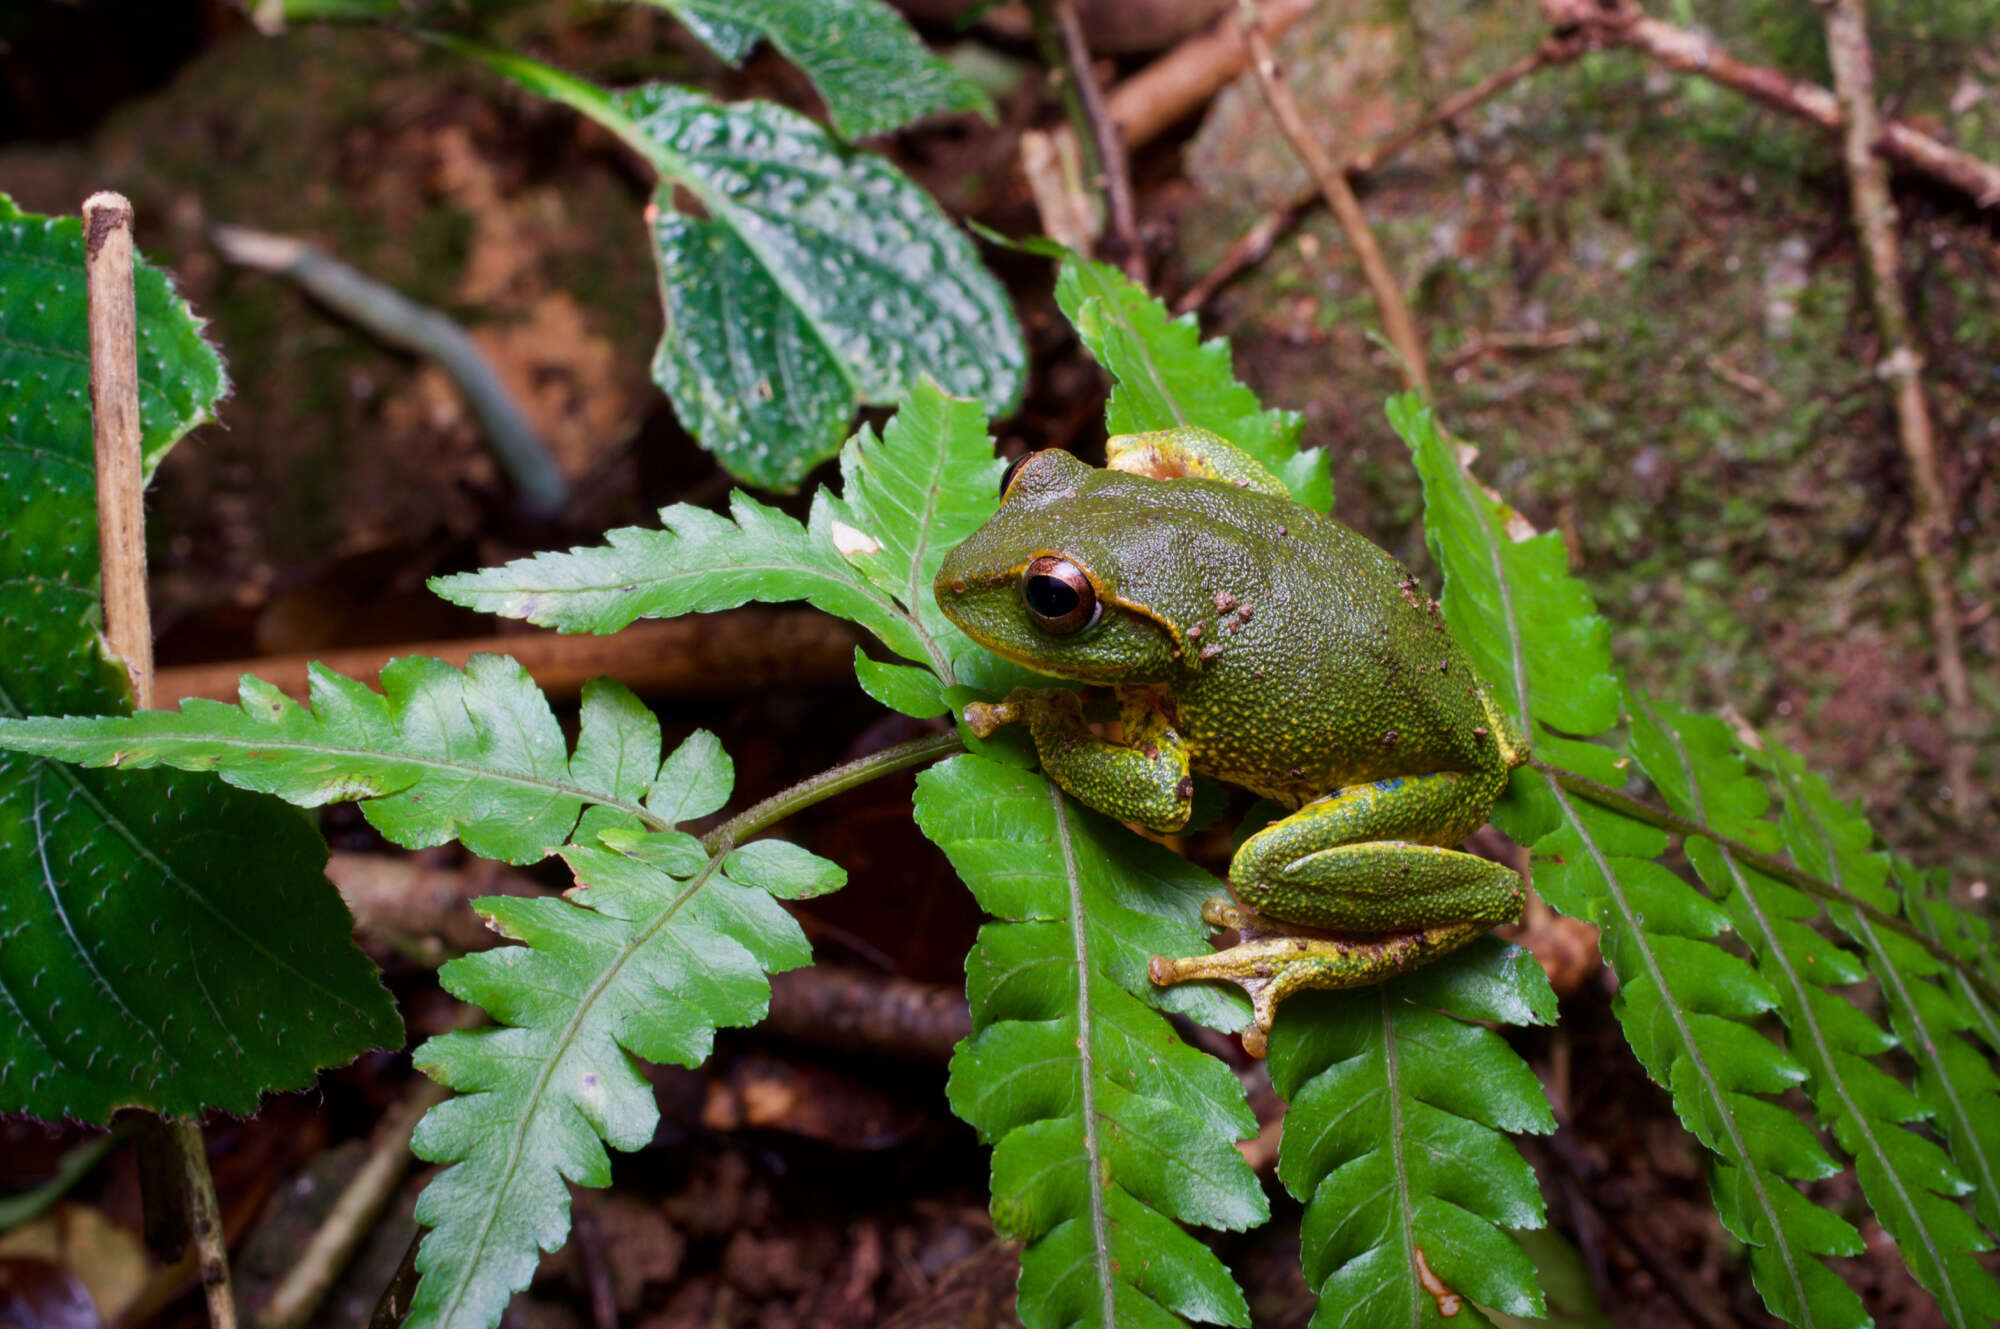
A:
1150,897,1489,1057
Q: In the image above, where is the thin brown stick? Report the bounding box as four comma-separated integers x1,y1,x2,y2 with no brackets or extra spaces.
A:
1232,0,1432,397
87,191,239,1329
84,191,153,710
1099,0,1314,149
1050,0,1144,281
1540,0,2000,205
251,1077,452,1329
1819,0,1980,817
1177,39,1565,315
168,1118,239,1329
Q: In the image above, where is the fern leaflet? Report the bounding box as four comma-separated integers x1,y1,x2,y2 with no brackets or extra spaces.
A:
1396,395,1872,1327
1270,938,1557,1328
915,754,1265,1329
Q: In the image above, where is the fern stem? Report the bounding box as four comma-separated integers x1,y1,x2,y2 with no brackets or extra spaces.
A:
1534,760,2000,1011
701,730,964,855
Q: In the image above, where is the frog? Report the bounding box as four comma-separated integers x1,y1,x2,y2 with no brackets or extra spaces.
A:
932,426,1529,1055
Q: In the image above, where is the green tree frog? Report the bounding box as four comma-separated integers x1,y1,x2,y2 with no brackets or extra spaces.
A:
933,427,1529,1055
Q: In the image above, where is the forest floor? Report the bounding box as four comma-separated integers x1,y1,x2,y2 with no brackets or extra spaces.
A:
0,0,1994,1325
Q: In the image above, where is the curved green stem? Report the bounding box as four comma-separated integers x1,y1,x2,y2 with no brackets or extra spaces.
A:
1534,759,2000,1010
702,730,965,856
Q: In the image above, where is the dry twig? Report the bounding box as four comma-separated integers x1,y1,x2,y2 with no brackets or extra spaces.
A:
1819,0,1981,814
1025,0,1315,253
1540,0,2000,206
1176,38,1567,314
1231,0,1432,397
1048,0,1144,280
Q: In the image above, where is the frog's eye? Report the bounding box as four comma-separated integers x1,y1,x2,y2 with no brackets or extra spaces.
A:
999,451,1036,499
1021,556,1099,635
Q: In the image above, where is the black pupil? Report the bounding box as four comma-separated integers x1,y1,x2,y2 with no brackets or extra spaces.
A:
1025,574,1079,619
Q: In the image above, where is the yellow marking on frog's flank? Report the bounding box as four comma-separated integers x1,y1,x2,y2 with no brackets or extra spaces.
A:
1477,688,1528,768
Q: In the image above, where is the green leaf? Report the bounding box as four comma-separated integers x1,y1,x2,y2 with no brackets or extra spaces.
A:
648,726,732,823
724,837,845,898
1393,395,1619,742
1270,939,1557,1329
408,833,812,1329
854,649,950,718
1053,251,1331,513
1399,397,1872,1328
1629,694,2000,1329
915,754,1262,1329
0,195,399,1121
1757,739,2000,1317
0,659,676,867
641,0,993,139
442,41,1023,489
433,379,1004,695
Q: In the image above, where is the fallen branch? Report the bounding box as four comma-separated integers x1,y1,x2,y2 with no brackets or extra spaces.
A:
154,609,861,706
1541,0,2000,207
1233,0,1432,397
1819,0,1980,815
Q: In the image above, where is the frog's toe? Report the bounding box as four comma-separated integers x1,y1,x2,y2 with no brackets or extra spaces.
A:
1200,895,1244,930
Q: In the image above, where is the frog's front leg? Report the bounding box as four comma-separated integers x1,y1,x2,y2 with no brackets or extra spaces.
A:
1150,770,1523,1055
964,688,1192,832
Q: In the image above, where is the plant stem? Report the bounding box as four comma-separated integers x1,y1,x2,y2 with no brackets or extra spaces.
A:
87,190,241,1329
1534,760,2000,1010
701,730,965,855
84,191,153,709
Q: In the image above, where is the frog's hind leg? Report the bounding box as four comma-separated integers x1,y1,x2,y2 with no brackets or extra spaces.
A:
1148,769,1524,1054
1150,904,1491,1056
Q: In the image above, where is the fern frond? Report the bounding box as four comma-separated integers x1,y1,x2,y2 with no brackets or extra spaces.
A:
432,378,1024,700
1051,253,1331,513
1630,695,2000,1326
1757,744,2000,1252
1270,938,1556,1328
408,732,827,1329
914,754,1265,1329
1394,396,1873,1327
0,665,674,866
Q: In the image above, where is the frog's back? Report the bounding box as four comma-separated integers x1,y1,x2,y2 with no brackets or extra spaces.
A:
1091,476,1513,806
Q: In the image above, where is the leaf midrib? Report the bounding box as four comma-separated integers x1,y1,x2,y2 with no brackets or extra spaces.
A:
1777,760,2000,1269
30,725,666,841
1658,716,1965,1323
432,849,724,1326
1548,780,1822,1325
1,675,387,1028
1050,784,1117,1327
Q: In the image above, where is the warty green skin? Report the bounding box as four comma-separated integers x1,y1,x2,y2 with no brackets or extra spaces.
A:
934,438,1530,1050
